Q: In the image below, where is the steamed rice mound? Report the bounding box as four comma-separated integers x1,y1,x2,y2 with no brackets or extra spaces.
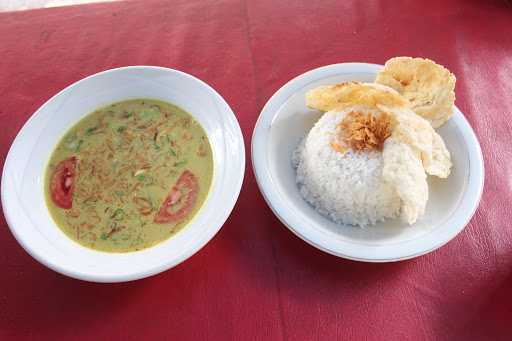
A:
293,110,401,226
294,80,452,227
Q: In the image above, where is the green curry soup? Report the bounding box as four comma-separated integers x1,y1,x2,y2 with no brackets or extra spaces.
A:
45,99,213,252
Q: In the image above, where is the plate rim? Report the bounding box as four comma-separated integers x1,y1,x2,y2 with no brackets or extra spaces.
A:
251,62,485,262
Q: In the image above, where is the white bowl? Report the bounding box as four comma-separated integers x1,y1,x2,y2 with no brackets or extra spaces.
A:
252,63,484,262
1,66,245,282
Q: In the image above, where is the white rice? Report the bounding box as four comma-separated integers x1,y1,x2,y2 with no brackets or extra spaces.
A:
292,110,401,226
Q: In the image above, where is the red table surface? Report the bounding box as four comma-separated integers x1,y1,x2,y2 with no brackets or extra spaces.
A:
1,0,511,340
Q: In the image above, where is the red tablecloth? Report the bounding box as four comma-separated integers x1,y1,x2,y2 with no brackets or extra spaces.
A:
1,0,511,340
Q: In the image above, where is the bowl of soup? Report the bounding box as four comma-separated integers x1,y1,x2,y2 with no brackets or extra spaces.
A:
1,66,245,282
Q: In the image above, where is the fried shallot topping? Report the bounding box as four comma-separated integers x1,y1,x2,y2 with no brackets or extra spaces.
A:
337,111,392,151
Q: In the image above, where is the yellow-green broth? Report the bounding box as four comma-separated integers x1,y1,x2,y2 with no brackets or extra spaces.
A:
45,99,213,252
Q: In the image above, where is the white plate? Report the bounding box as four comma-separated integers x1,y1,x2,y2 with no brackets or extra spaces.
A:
1,66,245,282
252,63,484,262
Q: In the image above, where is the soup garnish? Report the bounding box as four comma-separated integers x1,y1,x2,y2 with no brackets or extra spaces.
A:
45,99,213,252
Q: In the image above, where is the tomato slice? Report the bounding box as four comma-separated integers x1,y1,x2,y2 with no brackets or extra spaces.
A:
154,170,199,224
50,156,77,209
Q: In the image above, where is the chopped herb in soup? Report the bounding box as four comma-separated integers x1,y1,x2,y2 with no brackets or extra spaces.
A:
45,99,213,252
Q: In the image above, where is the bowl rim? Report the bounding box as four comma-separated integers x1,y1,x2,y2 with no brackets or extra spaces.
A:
1,65,245,281
251,62,485,262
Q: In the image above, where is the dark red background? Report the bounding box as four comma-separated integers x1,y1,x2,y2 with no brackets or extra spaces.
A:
1,0,511,340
